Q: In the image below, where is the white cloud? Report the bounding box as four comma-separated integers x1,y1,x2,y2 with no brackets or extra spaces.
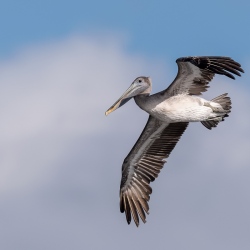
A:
0,35,249,250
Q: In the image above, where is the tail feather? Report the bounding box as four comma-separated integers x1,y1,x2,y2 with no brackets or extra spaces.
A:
210,93,231,111
201,93,231,130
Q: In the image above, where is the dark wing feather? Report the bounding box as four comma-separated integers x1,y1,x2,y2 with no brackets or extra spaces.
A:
120,115,188,226
162,56,244,97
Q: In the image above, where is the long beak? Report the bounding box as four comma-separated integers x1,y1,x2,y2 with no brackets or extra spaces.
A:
105,84,138,116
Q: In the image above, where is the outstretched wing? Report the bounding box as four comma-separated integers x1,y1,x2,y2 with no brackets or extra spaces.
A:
119,115,188,226
162,56,244,97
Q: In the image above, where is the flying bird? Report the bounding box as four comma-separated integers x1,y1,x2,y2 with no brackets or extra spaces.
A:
105,56,244,227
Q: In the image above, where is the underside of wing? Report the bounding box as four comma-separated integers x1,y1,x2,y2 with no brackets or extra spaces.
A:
163,56,244,96
119,116,188,226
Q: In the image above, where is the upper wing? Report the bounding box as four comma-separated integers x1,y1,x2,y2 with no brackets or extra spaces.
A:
119,115,188,226
162,56,244,97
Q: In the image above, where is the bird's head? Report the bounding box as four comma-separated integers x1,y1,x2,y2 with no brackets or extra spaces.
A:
105,76,152,116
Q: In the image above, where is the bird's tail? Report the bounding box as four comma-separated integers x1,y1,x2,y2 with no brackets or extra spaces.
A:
201,93,232,130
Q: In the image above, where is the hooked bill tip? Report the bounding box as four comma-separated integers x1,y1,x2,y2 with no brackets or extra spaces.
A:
105,105,117,116
105,109,112,116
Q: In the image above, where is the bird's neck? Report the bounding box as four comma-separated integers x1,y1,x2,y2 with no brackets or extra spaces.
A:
134,94,150,112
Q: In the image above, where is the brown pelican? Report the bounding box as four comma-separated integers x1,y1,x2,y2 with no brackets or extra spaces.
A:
105,56,244,227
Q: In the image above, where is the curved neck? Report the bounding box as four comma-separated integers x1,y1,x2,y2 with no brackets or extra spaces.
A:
134,94,150,112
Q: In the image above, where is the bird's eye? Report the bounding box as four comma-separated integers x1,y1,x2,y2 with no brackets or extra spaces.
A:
138,79,142,83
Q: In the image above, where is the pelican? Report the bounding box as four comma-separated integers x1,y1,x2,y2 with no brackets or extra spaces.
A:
105,56,244,227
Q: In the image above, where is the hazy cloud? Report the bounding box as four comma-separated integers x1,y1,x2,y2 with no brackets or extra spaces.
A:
0,35,249,250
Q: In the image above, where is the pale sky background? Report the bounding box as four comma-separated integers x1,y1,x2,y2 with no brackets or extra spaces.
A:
0,1,250,250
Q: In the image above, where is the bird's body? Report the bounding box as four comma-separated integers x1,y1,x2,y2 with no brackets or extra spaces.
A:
105,56,244,227
135,94,225,123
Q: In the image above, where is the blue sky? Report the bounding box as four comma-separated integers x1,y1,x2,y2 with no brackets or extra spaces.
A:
1,0,250,61
0,1,249,250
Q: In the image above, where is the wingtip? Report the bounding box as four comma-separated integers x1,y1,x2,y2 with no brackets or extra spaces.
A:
176,56,244,80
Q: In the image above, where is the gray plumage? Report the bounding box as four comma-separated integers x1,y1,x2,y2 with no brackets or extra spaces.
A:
105,56,244,226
